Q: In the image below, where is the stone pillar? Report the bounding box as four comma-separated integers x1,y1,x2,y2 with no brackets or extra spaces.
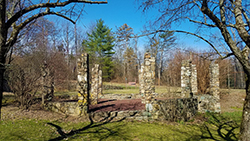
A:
209,62,221,113
191,64,198,95
181,60,198,97
181,60,191,98
77,53,89,115
98,69,103,98
140,53,155,108
90,64,99,105
139,65,145,103
209,63,220,99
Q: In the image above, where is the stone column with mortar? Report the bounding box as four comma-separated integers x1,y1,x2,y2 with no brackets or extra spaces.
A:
142,53,156,111
191,64,198,95
77,53,89,115
210,63,220,98
90,64,99,105
181,60,191,98
98,69,103,98
139,65,145,103
209,62,221,113
181,60,198,97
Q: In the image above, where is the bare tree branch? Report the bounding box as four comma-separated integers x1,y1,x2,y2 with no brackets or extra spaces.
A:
221,52,234,59
6,0,107,29
187,17,217,27
200,0,250,70
136,29,223,58
6,11,76,50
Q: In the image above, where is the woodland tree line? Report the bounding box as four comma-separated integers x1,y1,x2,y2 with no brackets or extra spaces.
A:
5,17,245,102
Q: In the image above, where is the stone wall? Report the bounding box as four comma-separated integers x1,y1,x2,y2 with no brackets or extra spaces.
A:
46,101,81,116
152,98,198,121
139,53,156,106
100,93,182,100
77,53,89,116
195,94,221,113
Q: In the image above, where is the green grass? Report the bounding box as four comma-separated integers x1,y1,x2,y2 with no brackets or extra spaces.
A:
0,111,242,141
200,112,242,141
54,83,181,95
0,119,200,141
231,106,243,111
103,83,181,94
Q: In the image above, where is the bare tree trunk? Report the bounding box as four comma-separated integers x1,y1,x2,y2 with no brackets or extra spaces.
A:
239,73,250,140
125,40,128,82
64,25,71,90
0,0,7,120
0,46,6,120
0,63,4,120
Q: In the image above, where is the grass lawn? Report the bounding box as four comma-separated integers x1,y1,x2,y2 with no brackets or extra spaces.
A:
0,111,241,141
53,83,181,95
103,82,181,95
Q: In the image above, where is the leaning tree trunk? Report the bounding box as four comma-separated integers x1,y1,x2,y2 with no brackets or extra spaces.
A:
239,73,250,140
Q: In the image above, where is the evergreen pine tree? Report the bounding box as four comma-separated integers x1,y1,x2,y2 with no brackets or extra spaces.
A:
82,19,115,81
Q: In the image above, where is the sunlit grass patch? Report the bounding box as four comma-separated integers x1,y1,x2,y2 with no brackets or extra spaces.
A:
0,111,242,141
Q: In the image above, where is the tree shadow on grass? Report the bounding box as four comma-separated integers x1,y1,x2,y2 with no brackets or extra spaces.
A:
198,112,240,141
157,112,241,141
47,112,131,141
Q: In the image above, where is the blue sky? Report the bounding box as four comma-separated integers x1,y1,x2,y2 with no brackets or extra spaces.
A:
60,0,213,51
